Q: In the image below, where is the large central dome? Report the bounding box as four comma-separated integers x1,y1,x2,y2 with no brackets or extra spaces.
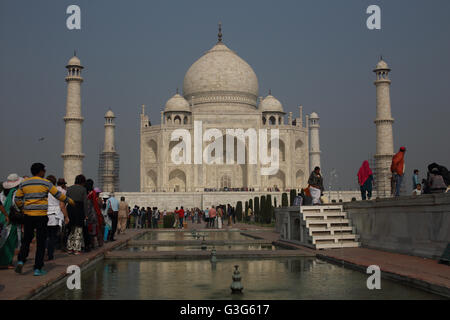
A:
182,41,259,108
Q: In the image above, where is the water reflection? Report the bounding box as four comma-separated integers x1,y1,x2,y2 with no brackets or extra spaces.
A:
137,231,253,241
44,258,443,300
125,244,277,252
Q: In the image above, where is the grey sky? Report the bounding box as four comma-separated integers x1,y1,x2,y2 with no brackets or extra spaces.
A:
1,0,449,191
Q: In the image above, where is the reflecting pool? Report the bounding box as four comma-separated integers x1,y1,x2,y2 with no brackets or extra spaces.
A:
136,231,255,241
124,244,279,252
43,258,443,300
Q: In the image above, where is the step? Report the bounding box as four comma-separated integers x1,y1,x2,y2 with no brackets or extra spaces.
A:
310,234,358,241
302,212,347,219
306,219,350,228
301,205,343,214
308,226,353,236
315,242,360,249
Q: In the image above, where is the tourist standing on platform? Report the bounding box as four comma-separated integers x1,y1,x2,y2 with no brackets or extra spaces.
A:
140,207,147,228
106,193,119,241
118,197,129,234
217,206,223,229
391,147,406,197
412,184,422,196
209,206,217,228
85,179,98,251
92,188,104,247
428,167,447,194
45,175,68,261
66,174,88,255
0,174,23,269
308,167,324,205
227,204,232,226
15,163,74,275
147,207,152,228
204,207,209,228
178,206,185,229
357,161,374,200
412,169,420,191
152,207,159,228
102,197,111,242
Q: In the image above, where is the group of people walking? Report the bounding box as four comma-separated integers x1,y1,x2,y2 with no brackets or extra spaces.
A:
0,162,126,276
170,205,237,229
128,205,162,229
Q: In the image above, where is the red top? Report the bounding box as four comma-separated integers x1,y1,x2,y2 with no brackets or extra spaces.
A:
391,150,405,175
177,209,185,218
88,190,103,225
357,160,373,186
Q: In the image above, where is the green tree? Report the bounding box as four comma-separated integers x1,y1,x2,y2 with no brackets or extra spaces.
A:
266,194,273,224
245,201,248,221
254,197,260,222
249,198,253,211
260,195,266,223
236,201,243,222
274,196,277,208
290,189,297,206
282,193,288,207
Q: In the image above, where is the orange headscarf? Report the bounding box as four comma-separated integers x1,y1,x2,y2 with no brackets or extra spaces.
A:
357,160,373,186
391,149,405,175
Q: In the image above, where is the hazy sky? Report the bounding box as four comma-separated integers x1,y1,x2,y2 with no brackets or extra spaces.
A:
1,0,449,191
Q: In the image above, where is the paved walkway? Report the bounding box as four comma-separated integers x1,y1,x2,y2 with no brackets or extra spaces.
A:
0,229,146,300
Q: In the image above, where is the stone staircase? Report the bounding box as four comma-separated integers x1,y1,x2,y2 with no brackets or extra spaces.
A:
300,205,360,249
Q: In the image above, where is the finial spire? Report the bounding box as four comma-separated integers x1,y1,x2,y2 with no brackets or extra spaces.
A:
218,22,223,43
176,88,179,94
74,50,77,57
380,54,383,61
268,89,272,95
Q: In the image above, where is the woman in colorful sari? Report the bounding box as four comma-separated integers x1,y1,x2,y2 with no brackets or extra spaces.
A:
0,174,23,269
357,161,374,200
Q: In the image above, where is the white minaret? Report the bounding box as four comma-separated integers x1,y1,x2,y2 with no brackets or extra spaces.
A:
102,110,117,193
374,58,394,197
309,112,321,173
62,54,84,186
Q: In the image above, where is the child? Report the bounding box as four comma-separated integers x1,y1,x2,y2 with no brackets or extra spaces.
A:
412,184,422,196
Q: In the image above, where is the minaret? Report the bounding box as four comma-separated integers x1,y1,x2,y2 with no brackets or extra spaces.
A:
101,110,118,193
373,58,394,197
309,112,321,173
62,53,84,186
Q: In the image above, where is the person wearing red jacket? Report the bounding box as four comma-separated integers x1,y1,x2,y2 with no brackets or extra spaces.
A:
176,206,185,229
391,147,406,197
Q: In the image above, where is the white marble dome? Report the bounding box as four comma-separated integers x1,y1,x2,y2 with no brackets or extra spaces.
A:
105,109,115,118
164,93,191,112
67,55,81,66
310,112,319,119
182,42,259,107
260,94,284,113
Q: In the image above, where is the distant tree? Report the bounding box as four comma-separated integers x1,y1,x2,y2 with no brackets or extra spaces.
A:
290,189,297,206
266,194,273,224
282,193,288,207
274,196,277,208
260,195,266,223
254,197,260,222
236,201,243,222
249,198,253,210
245,201,248,221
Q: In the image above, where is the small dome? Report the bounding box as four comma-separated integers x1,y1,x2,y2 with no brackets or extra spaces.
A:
67,55,81,66
310,112,319,119
164,93,191,112
105,109,115,118
375,59,389,70
260,94,284,113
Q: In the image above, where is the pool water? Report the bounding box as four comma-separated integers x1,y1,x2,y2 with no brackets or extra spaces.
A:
136,231,255,241
123,244,279,252
43,257,443,300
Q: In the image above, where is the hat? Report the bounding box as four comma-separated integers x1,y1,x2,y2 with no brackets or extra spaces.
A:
3,173,24,189
400,147,406,151
57,178,67,186
94,187,102,193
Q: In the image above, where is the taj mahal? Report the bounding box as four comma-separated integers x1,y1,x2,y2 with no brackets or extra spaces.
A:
139,26,320,194
61,25,395,209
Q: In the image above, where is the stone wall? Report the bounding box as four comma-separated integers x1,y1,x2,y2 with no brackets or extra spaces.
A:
344,193,450,259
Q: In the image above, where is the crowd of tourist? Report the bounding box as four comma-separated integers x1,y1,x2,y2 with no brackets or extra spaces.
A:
0,162,132,276
168,205,237,229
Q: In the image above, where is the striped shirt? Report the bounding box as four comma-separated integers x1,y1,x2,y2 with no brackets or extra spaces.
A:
15,176,74,216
